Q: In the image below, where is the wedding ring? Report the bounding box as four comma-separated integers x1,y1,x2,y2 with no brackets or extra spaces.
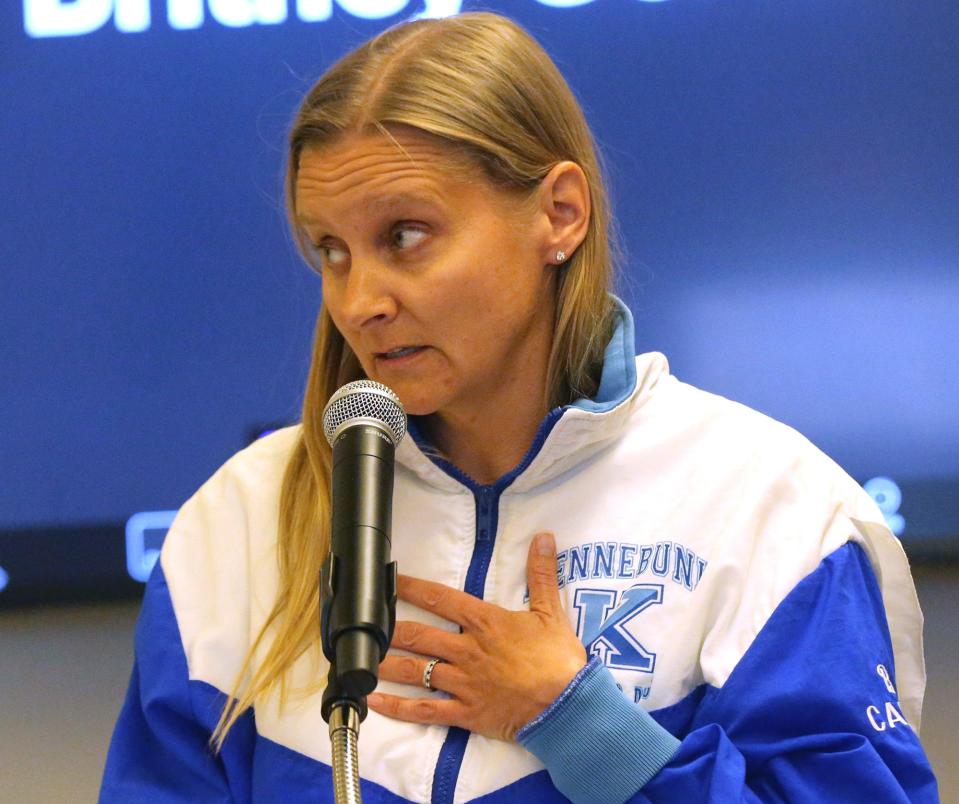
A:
422,657,441,690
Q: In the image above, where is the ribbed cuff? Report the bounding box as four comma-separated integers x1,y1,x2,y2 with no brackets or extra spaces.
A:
516,658,680,804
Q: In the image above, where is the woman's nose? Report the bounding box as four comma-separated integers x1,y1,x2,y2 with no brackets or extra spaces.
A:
337,258,398,330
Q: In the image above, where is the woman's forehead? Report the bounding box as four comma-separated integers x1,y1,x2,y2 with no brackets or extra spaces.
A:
293,128,524,225
295,148,457,225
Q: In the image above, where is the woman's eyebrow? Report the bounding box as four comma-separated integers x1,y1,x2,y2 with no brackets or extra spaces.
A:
368,190,444,213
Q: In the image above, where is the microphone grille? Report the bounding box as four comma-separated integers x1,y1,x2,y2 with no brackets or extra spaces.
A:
322,380,407,447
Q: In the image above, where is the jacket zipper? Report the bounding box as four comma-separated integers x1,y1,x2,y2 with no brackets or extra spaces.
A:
430,484,498,804
426,409,563,804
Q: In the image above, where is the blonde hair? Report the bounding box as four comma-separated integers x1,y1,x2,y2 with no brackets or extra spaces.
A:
213,11,617,748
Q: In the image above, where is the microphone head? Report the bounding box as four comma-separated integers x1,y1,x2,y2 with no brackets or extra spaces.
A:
322,380,407,447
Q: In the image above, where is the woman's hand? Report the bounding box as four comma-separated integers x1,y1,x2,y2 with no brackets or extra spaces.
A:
367,532,587,742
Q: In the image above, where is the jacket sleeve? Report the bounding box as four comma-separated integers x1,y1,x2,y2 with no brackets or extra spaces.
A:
99,562,256,803
517,542,938,803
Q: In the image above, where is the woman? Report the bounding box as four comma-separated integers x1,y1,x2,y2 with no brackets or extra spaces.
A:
101,12,937,803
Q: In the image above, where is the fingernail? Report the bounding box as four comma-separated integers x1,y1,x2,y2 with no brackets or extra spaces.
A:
367,693,383,707
535,532,555,556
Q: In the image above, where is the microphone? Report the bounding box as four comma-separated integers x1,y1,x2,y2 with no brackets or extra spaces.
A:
319,379,407,722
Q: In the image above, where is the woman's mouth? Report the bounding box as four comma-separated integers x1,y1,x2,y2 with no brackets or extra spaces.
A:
377,346,426,361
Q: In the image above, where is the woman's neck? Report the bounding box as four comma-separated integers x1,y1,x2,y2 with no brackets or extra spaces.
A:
424,393,550,486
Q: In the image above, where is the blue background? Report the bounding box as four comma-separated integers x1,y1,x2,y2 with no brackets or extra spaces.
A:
1,0,957,582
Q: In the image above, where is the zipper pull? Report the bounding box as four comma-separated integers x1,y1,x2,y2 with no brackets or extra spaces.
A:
477,487,493,541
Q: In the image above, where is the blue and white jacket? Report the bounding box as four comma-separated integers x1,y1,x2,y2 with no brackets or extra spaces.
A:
101,304,937,802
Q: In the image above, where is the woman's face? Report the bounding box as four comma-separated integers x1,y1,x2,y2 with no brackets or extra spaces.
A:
295,128,559,421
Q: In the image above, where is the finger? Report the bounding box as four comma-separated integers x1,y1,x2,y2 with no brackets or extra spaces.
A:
378,654,432,688
367,691,465,728
391,620,467,663
397,574,493,630
378,655,466,693
526,532,563,616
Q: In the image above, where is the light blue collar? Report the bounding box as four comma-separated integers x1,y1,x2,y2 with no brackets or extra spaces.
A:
568,296,637,413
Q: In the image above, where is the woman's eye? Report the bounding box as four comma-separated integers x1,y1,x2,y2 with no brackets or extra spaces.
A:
317,243,348,266
391,225,428,250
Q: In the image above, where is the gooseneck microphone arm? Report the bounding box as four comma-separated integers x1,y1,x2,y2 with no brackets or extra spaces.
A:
319,381,407,804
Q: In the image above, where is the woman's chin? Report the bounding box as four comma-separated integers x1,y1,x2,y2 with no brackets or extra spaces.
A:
385,383,450,418
396,395,441,418
363,370,450,418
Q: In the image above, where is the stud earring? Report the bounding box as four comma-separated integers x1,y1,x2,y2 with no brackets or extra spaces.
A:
555,250,567,263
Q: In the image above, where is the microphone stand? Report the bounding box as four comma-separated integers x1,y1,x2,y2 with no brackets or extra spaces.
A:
323,671,364,804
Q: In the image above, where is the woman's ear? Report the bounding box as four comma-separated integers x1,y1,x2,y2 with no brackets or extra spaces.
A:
538,161,591,265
